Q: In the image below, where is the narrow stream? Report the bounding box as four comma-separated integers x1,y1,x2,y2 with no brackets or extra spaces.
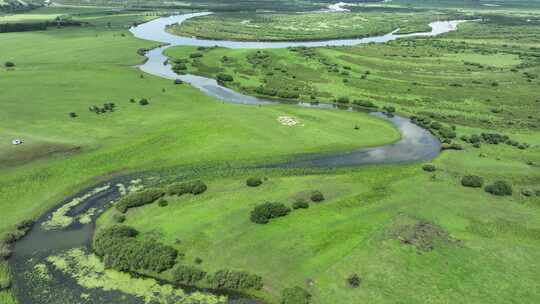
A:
9,11,464,304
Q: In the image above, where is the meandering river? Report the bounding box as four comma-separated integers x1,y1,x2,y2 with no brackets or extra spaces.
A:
10,12,465,304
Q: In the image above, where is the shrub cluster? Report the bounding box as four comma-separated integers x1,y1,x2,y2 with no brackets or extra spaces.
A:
206,269,263,290
217,73,234,82
89,102,116,115
347,273,361,288
352,99,378,109
4,61,15,68
310,191,325,202
462,133,529,149
292,200,309,209
116,189,165,213
485,181,513,196
1,220,34,256
246,177,263,187
172,264,207,285
167,180,207,196
410,116,456,141
250,202,291,224
281,286,311,304
422,164,436,172
461,175,484,188
93,225,178,273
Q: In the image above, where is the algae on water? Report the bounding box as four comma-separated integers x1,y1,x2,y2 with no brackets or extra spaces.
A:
47,248,227,304
42,184,111,230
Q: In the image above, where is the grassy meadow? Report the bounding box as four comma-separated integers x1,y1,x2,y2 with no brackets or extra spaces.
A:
1,2,540,304
168,9,466,41
0,8,400,240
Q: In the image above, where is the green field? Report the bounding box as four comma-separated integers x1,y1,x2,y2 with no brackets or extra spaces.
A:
2,2,540,304
168,9,466,41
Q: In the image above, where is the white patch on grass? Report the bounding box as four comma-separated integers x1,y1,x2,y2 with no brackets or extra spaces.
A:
277,116,302,127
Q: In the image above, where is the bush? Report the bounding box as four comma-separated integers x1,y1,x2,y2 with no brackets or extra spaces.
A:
461,175,484,188
167,180,207,196
347,273,361,288
310,191,325,202
206,269,263,290
485,181,513,196
217,73,234,82
337,96,350,104
174,79,184,85
281,286,311,304
69,112,78,118
139,98,149,106
116,189,165,213
422,164,436,172
246,177,263,187
194,257,203,264
4,61,15,68
292,200,309,209
189,52,203,58
93,225,177,273
172,264,206,285
158,199,168,207
250,202,291,224
383,106,396,113
0,242,12,261
112,213,126,223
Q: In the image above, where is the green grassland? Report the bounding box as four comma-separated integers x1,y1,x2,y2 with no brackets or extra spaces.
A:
2,3,540,304
0,8,399,239
168,9,465,41
165,16,540,134
98,145,540,303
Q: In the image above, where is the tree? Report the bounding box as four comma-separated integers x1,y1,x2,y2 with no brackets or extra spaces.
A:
69,112,78,118
4,62,15,68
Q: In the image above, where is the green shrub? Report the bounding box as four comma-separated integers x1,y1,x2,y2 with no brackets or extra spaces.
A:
112,213,126,223
116,189,165,213
347,274,361,288
194,257,203,264
139,98,149,106
167,180,207,196
0,242,12,260
189,52,203,58
217,73,234,82
292,200,309,209
281,286,311,304
246,177,263,187
206,269,263,290
4,61,15,68
191,180,207,195
158,199,168,207
250,202,291,224
310,191,325,202
461,175,484,188
422,164,436,172
485,181,513,196
337,96,350,104
172,264,206,285
93,225,177,273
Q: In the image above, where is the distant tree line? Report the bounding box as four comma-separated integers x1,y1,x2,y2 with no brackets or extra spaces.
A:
0,19,84,34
